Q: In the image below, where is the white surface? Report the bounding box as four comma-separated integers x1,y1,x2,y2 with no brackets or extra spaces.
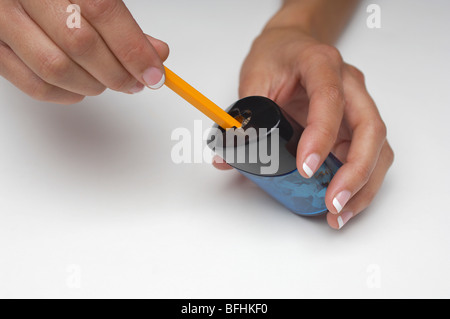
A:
0,0,449,299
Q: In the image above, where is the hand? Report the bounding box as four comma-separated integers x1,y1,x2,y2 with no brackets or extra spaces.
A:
0,0,169,104
214,27,394,230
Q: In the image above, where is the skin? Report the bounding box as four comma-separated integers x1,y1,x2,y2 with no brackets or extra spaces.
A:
0,0,393,229
213,0,394,230
0,0,168,104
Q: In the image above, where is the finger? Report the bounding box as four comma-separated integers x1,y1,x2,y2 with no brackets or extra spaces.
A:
239,63,272,99
72,0,166,89
20,0,143,94
327,142,394,230
212,155,232,170
325,66,387,215
238,38,277,99
296,46,346,179
0,3,105,96
0,40,84,104
145,35,170,62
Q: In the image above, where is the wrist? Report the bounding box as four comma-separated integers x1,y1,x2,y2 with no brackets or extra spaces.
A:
263,1,316,37
262,0,359,44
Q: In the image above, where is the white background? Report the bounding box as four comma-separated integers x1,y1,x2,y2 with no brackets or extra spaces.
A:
0,0,449,298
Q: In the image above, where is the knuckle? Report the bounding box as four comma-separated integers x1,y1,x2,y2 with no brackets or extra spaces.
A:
29,80,54,102
82,0,120,21
368,119,387,140
38,53,71,83
376,121,388,139
314,123,337,145
0,2,22,28
384,144,395,166
108,73,134,92
354,164,371,184
346,64,365,82
314,44,343,64
318,84,345,107
362,190,377,208
65,27,99,57
118,42,148,65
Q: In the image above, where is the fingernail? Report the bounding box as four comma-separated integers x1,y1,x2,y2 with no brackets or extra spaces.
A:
302,153,321,178
143,67,165,89
337,211,353,229
213,156,225,164
332,190,352,214
129,82,145,94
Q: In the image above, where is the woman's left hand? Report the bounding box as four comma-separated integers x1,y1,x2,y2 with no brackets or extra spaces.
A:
214,26,394,230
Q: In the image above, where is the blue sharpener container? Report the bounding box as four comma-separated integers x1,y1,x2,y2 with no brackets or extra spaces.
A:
207,96,342,216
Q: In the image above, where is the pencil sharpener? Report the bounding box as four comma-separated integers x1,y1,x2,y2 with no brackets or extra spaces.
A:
207,96,342,216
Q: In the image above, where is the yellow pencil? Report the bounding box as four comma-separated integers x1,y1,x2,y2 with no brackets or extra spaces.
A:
164,66,242,129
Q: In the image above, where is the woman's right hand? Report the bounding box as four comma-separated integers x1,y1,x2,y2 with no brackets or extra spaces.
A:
0,0,169,104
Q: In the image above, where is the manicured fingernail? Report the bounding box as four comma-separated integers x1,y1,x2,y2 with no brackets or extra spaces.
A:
303,153,321,178
337,211,353,229
129,82,144,94
143,67,165,89
213,156,225,164
333,190,352,214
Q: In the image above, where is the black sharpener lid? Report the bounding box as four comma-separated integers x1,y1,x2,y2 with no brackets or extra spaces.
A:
207,96,302,177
